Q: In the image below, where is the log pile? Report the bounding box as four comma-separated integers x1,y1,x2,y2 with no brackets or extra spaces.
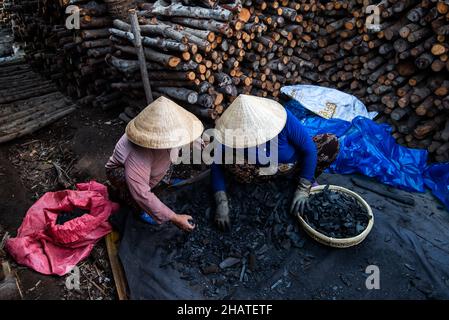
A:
0,0,9,25
108,0,246,121
3,0,119,109
361,0,449,163
108,0,327,121
107,0,448,162
1,0,448,161
0,0,12,58
0,27,13,58
0,58,76,143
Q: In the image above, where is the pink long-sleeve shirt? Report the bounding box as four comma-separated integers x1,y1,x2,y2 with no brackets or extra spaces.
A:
105,134,176,223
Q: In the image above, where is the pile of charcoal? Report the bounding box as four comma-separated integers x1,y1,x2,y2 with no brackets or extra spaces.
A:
301,185,371,239
158,176,305,298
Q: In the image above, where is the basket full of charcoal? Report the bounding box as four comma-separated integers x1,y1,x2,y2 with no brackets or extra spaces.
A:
297,185,374,248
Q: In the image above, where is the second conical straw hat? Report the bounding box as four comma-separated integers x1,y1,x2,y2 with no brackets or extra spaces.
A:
215,94,287,148
126,96,204,149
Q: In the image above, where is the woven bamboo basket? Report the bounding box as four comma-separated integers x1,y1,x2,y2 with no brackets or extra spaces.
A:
297,185,374,248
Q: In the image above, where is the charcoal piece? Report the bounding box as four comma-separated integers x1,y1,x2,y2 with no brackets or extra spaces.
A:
281,239,291,250
301,186,370,239
56,207,89,225
287,231,305,248
404,264,415,272
355,223,365,233
256,244,269,255
248,253,257,271
273,224,283,237
205,207,211,219
219,257,240,269
339,274,351,287
274,212,282,224
201,264,220,275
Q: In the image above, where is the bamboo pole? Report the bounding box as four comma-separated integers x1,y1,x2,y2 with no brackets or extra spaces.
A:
129,9,153,105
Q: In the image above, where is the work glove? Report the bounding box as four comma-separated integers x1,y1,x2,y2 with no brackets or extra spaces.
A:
214,191,230,231
290,178,312,216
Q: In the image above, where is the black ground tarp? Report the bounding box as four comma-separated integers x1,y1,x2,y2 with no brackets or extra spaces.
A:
113,173,449,300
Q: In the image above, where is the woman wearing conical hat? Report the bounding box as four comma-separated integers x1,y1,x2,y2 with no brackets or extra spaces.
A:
211,94,340,230
105,96,204,232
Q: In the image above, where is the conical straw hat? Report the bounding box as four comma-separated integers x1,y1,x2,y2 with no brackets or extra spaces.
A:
215,94,287,148
126,96,204,149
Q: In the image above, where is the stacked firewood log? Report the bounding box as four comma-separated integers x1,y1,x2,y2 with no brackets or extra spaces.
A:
2,0,448,161
108,0,243,120
258,0,449,162
3,0,120,109
107,0,449,162
108,0,326,121
361,0,449,163
0,27,13,58
0,0,8,24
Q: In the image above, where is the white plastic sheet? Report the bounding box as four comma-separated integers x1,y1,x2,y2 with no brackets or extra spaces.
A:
281,85,378,121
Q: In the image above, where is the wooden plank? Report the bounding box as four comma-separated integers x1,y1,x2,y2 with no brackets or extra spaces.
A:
105,231,128,300
0,261,23,300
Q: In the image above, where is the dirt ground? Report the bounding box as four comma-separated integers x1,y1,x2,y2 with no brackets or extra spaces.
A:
0,105,124,300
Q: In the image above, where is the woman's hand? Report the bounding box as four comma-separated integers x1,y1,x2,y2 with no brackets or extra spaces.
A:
171,214,195,232
214,191,230,231
290,178,312,216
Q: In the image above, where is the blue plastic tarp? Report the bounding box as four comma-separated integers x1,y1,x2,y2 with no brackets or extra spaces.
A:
424,164,449,210
285,99,449,210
